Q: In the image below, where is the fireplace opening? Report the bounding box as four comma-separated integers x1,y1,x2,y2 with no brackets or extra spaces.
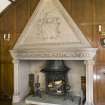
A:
41,60,70,97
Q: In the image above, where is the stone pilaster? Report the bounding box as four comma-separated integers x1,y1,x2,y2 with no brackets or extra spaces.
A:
84,60,95,105
12,59,21,103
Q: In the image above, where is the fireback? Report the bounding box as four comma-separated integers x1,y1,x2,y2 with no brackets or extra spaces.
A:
41,60,70,96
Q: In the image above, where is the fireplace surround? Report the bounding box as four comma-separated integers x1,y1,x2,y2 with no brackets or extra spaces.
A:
11,54,97,105
10,0,97,105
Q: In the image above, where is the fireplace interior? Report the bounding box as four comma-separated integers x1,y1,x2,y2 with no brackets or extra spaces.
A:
41,60,70,96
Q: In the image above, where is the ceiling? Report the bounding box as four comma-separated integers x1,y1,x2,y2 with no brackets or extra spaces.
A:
0,0,12,13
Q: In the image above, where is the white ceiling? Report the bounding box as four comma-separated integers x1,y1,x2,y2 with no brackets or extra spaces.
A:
0,0,11,13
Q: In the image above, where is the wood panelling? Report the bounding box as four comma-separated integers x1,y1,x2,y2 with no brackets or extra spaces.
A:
0,5,16,33
16,0,39,33
60,0,72,14
71,0,93,23
0,3,16,61
0,63,13,96
95,0,105,63
0,0,39,98
94,64,105,105
0,3,16,98
30,0,39,15
71,0,95,46
95,0,105,24
16,0,29,33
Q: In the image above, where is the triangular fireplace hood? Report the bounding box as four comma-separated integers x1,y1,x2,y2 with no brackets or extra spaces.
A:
10,0,97,60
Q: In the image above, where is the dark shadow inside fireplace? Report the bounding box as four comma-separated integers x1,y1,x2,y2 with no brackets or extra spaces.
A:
41,60,71,98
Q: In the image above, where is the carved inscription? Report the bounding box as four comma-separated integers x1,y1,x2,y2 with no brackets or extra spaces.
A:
13,49,96,60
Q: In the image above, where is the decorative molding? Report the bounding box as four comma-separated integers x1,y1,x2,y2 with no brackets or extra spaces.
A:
11,48,97,60
12,59,19,64
84,60,95,65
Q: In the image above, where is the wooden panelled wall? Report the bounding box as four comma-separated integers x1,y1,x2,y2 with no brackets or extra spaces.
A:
0,0,105,105
0,0,39,98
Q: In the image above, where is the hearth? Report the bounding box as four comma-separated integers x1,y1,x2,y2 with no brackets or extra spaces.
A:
41,60,70,96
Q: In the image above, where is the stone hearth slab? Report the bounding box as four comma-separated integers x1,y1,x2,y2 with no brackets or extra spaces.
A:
25,94,79,105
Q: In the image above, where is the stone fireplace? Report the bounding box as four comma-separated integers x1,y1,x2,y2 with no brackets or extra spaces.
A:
10,0,97,105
